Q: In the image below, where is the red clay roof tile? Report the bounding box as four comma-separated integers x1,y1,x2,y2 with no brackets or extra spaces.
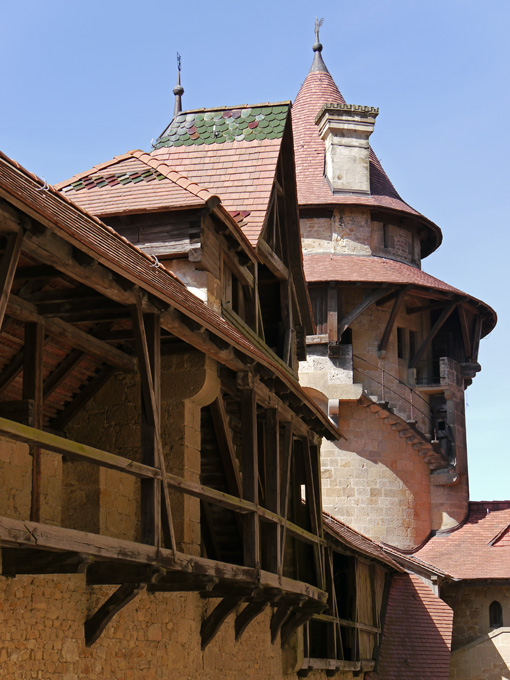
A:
367,574,453,680
413,501,510,580
292,69,442,256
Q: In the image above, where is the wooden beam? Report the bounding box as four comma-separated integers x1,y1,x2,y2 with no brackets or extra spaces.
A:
257,238,289,281
409,301,457,369
240,380,260,569
327,284,338,343
85,583,144,646
7,294,137,373
338,288,392,337
458,304,472,360
270,603,293,643
130,297,175,552
0,349,24,392
0,416,161,479
200,597,243,649
0,230,24,329
281,609,313,647
23,322,44,522
140,313,162,547
43,348,84,399
378,286,410,352
51,366,116,430
210,395,243,498
406,301,449,315
2,548,91,576
471,314,483,363
279,421,294,578
235,600,270,641
86,562,165,586
264,408,280,573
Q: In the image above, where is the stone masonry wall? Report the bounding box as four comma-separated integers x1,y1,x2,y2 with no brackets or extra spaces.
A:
0,438,62,527
301,207,371,256
0,565,351,680
443,585,510,650
445,585,510,680
322,401,432,549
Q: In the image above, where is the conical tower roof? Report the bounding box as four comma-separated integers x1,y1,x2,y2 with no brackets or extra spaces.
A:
292,44,442,257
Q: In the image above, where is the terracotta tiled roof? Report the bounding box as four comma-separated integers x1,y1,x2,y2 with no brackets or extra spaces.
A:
151,134,284,247
414,501,510,580
304,254,461,291
303,254,497,336
292,67,442,256
367,574,453,680
56,151,217,217
323,512,402,570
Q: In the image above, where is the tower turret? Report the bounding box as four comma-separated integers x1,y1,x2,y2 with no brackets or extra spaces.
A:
295,23,496,548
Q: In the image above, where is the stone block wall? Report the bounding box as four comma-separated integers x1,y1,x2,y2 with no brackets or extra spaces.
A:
0,565,334,680
322,401,432,549
301,207,371,256
443,585,510,650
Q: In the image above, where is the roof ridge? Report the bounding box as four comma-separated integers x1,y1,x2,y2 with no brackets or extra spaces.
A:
128,150,219,204
179,101,291,114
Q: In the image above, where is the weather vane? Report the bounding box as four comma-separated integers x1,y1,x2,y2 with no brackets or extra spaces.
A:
177,52,181,73
315,17,324,44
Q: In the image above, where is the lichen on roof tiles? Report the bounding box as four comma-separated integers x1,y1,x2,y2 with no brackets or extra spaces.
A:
155,105,289,148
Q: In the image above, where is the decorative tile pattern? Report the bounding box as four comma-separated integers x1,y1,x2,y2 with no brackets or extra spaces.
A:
155,105,289,148
64,169,165,193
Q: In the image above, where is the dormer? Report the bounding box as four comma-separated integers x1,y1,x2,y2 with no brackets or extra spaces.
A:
315,103,379,195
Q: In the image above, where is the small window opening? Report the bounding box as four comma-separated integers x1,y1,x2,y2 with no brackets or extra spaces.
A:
490,601,503,628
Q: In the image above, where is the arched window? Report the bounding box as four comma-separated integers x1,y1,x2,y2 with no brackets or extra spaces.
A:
489,601,503,628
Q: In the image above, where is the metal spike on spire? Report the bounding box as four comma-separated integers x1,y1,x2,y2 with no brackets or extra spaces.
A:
173,52,184,118
309,17,329,74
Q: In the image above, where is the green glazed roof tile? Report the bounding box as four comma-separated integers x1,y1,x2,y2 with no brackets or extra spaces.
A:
154,104,289,149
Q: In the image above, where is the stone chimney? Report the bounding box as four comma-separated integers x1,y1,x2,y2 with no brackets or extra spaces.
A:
315,103,379,194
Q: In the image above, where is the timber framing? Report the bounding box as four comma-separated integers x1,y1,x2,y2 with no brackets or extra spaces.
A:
0,151,338,648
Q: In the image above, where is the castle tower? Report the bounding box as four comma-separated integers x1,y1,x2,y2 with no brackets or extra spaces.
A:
295,26,496,548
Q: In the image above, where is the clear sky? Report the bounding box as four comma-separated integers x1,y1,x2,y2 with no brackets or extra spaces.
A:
1,0,508,500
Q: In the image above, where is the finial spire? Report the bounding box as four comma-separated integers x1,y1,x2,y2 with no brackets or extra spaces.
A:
173,52,184,118
309,17,329,74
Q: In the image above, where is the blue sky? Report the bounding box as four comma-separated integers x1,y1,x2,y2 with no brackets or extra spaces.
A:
1,0,508,500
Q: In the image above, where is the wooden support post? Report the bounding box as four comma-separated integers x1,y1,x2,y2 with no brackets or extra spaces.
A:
210,395,243,498
140,313,162,547
302,438,324,589
84,583,144,646
471,314,483,363
409,301,457,369
378,286,410,352
264,408,280,573
239,374,260,570
0,229,24,329
327,284,338,343
131,298,175,552
200,597,242,649
23,322,44,522
281,609,312,647
279,421,293,577
458,304,472,360
338,288,391,338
